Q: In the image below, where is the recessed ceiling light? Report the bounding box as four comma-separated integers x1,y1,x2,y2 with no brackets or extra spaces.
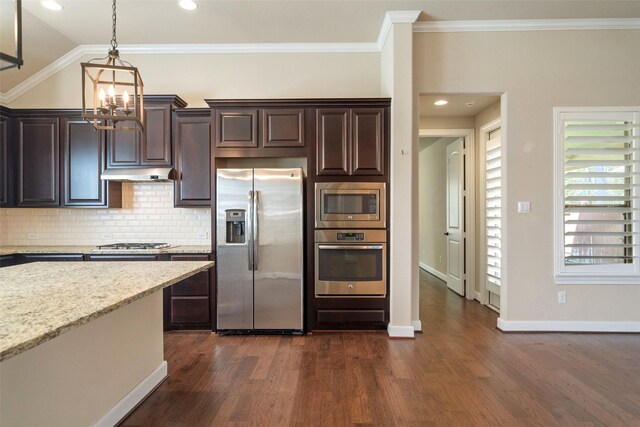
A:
178,0,197,10
434,100,448,106
41,0,63,11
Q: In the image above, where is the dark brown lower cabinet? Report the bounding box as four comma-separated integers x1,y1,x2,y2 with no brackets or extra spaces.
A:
85,252,214,331
164,254,213,331
0,255,19,267
313,297,388,330
22,254,84,262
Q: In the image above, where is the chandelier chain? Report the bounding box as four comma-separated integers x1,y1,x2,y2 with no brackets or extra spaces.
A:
110,0,118,51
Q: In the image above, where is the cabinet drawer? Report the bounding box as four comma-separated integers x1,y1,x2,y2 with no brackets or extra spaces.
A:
85,254,161,261
170,297,210,324
317,309,385,325
171,271,210,296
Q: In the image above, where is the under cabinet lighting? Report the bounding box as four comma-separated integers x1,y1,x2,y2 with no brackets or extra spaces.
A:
434,100,448,106
178,0,197,10
41,0,63,11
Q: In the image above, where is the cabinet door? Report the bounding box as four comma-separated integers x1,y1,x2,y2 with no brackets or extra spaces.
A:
0,117,10,207
166,254,212,328
141,104,172,166
316,109,349,176
62,119,121,207
214,108,258,148
17,118,60,206
108,122,140,167
351,108,384,176
174,114,211,207
262,108,305,148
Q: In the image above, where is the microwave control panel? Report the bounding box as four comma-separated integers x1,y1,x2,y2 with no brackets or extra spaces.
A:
337,232,365,241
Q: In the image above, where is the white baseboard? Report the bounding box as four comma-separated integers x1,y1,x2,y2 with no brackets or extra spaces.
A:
419,262,447,282
497,319,640,332
412,320,422,332
387,324,415,338
474,291,482,302
95,361,168,427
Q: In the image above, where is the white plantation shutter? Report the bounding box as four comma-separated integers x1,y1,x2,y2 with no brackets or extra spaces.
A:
555,108,640,283
486,129,502,297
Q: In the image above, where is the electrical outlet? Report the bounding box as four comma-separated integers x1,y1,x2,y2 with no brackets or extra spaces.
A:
558,291,567,304
197,231,209,240
27,233,38,240
101,234,112,240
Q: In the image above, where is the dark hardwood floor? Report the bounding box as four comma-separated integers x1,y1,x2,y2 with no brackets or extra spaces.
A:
122,270,640,426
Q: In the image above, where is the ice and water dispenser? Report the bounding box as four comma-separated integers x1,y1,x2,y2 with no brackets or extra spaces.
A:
225,209,246,244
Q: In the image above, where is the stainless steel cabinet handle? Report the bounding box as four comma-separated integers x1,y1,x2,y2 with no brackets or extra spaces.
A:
317,244,383,250
248,191,253,271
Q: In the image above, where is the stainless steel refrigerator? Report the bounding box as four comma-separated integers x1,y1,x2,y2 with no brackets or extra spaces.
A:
216,168,304,332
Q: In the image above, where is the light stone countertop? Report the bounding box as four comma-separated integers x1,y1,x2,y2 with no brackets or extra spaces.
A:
0,245,212,256
0,260,213,362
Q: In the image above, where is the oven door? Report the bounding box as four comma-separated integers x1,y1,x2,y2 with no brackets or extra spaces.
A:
315,243,386,296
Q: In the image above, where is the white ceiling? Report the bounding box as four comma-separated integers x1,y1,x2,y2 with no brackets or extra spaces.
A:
419,94,499,117
22,0,640,45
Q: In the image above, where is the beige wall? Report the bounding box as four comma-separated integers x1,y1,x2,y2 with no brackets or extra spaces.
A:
7,52,381,108
415,30,640,322
418,137,453,275
419,116,475,130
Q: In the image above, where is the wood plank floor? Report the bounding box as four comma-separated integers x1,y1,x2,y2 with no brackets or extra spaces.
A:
122,270,640,426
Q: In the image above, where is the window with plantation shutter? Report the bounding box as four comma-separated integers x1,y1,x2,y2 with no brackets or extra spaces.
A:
486,128,502,308
554,107,640,284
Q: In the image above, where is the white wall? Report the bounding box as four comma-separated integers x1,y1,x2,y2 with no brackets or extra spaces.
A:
0,183,211,246
418,137,454,276
415,29,640,323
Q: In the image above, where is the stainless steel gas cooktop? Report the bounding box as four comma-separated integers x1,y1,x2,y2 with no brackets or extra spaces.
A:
96,243,171,250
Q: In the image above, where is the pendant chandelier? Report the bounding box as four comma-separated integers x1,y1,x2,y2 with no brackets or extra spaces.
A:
81,0,144,132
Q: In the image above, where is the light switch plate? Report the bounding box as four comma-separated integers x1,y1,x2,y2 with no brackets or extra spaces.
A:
517,201,531,214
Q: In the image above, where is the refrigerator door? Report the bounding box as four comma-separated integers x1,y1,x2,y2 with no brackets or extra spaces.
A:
216,168,254,330
253,168,304,330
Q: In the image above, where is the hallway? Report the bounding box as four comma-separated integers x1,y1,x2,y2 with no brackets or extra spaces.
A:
123,271,640,426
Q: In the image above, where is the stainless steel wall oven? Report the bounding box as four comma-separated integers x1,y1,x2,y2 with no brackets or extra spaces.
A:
315,229,387,297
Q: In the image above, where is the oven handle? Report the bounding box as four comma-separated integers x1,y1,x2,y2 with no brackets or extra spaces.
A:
317,244,384,250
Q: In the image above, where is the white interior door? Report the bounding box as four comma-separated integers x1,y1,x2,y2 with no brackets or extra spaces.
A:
446,138,465,296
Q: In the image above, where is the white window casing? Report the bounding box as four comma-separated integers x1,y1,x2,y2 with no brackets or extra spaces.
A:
554,107,640,284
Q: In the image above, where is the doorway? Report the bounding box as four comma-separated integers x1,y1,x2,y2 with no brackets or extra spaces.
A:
418,93,502,310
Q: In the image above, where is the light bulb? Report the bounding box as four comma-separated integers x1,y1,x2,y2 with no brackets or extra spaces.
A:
108,85,115,102
123,90,129,109
98,88,106,101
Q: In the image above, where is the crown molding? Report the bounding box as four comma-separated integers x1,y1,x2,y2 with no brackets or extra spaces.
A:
377,10,422,49
413,18,640,33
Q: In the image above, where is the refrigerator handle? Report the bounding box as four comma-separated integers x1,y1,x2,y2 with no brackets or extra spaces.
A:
248,191,254,271
253,190,259,270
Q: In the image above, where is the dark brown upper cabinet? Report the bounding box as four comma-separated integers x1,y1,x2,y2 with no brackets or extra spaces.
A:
173,109,212,207
316,107,384,177
61,118,121,208
214,108,258,148
262,108,305,148
0,114,11,207
16,117,60,207
107,95,187,168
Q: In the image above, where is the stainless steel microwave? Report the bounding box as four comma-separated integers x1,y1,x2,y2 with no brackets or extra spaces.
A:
315,182,386,229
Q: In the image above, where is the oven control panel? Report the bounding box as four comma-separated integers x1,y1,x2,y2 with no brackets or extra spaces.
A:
337,232,365,241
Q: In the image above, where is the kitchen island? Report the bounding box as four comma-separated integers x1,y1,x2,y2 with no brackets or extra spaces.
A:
0,260,213,427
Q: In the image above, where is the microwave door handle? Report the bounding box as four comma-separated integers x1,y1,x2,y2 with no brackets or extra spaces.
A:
248,191,253,271
318,245,384,250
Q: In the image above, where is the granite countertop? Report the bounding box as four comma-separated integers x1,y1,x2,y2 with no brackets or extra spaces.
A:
0,245,212,256
0,260,213,362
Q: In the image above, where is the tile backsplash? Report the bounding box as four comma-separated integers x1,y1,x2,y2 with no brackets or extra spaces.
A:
0,183,211,246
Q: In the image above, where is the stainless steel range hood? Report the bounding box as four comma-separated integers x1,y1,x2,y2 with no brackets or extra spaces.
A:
100,167,176,182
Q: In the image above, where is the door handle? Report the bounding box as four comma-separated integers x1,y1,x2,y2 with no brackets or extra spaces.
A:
248,191,253,271
444,232,450,236
253,190,259,271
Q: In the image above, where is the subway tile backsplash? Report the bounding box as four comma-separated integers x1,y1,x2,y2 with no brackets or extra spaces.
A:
0,183,211,246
